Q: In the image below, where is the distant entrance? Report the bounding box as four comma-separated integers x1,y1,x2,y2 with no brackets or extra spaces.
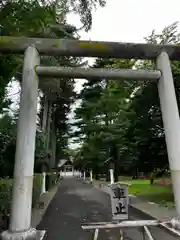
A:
58,159,74,177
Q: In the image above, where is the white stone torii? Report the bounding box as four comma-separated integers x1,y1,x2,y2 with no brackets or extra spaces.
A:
1,37,180,240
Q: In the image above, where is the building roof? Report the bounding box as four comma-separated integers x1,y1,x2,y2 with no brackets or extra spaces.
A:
57,159,73,168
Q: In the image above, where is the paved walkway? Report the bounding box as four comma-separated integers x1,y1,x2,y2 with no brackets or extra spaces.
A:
37,178,179,240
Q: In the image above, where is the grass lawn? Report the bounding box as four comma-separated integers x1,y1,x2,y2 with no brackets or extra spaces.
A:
120,178,174,208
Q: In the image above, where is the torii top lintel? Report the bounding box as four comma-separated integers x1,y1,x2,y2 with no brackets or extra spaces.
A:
1,36,180,60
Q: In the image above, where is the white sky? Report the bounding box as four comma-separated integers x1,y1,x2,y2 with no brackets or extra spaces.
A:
67,0,180,148
67,0,180,93
7,0,180,148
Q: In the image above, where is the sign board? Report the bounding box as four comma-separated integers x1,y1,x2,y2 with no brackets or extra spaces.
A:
109,183,129,221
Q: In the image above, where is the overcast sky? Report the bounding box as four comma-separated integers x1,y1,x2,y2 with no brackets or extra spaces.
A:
7,0,180,148
67,0,180,148
67,0,180,93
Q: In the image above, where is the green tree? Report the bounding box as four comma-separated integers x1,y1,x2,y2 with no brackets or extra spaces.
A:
127,22,180,176
0,113,17,178
72,22,180,180
0,0,101,175
72,58,137,180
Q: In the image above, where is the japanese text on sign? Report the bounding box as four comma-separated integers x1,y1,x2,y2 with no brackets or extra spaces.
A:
109,183,129,221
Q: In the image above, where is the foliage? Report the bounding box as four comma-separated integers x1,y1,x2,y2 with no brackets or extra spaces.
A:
32,173,43,208
0,0,98,175
0,173,43,215
0,0,105,33
0,179,12,215
72,22,180,178
67,0,106,31
0,114,53,177
0,0,105,106
0,114,17,178
45,172,57,191
35,131,46,159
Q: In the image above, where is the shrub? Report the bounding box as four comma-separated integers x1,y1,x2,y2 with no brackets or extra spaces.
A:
46,172,57,191
32,173,43,208
0,179,12,215
0,173,43,215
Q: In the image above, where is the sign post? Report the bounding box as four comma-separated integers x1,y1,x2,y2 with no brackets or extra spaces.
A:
109,169,114,184
109,182,129,221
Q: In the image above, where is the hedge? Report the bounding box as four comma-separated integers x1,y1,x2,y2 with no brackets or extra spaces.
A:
0,173,43,215
32,174,43,208
0,179,13,215
45,172,57,191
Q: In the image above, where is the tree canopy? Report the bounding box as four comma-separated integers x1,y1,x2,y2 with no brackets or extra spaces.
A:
0,0,106,177
72,22,180,180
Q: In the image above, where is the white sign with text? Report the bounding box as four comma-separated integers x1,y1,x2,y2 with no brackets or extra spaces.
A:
109,183,129,221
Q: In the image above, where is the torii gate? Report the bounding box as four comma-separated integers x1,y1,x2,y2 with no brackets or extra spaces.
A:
1,36,180,240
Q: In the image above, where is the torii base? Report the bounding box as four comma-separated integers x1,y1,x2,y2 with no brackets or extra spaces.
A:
1,228,46,240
